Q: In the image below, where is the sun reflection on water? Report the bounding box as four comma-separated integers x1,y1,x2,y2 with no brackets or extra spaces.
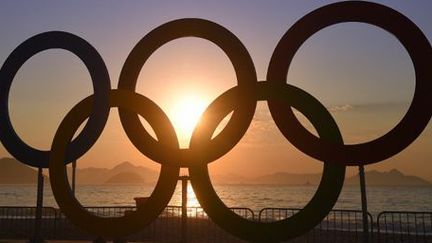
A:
168,181,201,208
186,183,200,208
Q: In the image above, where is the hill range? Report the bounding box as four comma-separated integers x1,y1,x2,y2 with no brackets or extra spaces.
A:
0,157,430,186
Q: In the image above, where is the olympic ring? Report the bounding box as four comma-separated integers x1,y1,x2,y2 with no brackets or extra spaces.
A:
0,1,430,241
49,89,180,237
0,31,111,168
189,82,346,241
118,18,257,167
267,1,432,165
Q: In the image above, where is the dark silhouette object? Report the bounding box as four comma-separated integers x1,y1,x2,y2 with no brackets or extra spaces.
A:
180,176,189,243
267,1,432,166
134,197,149,210
117,18,257,167
0,1,430,242
71,160,77,195
0,32,110,243
359,166,370,243
29,168,45,243
49,90,179,237
189,82,346,242
0,31,110,168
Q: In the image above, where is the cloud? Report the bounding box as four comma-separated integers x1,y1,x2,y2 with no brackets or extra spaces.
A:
328,104,354,112
237,104,288,147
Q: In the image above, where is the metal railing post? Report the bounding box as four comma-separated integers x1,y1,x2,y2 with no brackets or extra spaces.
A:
72,160,77,195
179,175,189,243
30,167,45,243
359,165,369,243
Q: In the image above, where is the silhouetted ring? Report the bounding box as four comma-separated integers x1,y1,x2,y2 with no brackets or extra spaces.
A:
118,18,257,167
189,82,346,242
1,2,429,241
0,31,110,168
49,89,179,237
267,1,432,165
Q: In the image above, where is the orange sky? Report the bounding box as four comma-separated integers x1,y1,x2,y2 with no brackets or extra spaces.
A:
0,1,431,181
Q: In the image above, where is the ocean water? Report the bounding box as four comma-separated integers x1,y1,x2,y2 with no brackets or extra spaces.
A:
0,183,431,217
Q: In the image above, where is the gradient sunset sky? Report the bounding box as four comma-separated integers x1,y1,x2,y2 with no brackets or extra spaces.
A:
0,0,431,181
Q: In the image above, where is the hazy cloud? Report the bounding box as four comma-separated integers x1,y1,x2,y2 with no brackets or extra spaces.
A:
328,104,354,112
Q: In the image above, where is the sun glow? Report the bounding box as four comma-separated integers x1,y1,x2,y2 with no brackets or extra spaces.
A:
168,94,209,148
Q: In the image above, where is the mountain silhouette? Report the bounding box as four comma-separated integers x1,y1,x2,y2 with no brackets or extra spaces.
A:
0,158,158,185
71,161,158,185
0,157,430,186
251,172,322,185
344,169,431,186
105,172,147,184
250,169,431,186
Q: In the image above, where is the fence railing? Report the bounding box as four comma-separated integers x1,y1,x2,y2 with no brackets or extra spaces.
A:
1,206,431,242
377,211,432,243
259,208,374,242
0,206,58,240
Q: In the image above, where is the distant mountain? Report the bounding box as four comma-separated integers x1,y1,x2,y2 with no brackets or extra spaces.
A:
251,172,322,185
71,166,110,185
211,173,249,185
250,169,431,186
0,157,39,184
74,161,158,185
0,158,158,185
345,169,431,186
1,157,430,186
105,172,146,184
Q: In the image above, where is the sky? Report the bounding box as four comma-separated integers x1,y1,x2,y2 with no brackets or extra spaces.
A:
0,0,431,181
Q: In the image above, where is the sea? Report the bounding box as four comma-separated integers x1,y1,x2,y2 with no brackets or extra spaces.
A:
1,183,431,217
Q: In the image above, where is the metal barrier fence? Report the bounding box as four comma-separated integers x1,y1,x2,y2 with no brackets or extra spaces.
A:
0,206,58,240
259,208,374,243
1,206,432,242
0,206,252,242
84,206,253,242
377,211,432,243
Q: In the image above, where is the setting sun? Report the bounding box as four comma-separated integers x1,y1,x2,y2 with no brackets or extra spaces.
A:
168,94,209,148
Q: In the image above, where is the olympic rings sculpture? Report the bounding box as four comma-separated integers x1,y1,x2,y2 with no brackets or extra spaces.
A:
0,1,431,241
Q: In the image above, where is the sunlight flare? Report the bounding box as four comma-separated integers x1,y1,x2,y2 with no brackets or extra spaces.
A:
168,93,209,148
